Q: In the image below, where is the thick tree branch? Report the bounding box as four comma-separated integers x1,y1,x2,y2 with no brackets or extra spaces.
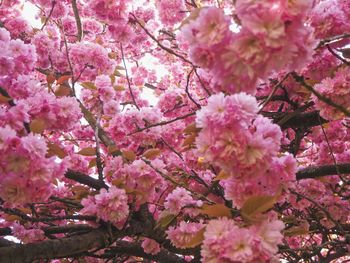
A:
79,102,117,151
105,241,187,263
71,0,83,41
296,163,350,180
43,224,94,234
261,110,327,129
65,169,107,190
0,228,109,263
0,228,11,236
0,206,96,223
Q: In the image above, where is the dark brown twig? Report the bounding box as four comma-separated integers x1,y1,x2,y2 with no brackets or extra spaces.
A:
326,44,350,66
71,0,83,41
185,68,201,109
120,44,140,110
128,112,195,135
41,0,56,30
291,72,350,117
131,13,193,65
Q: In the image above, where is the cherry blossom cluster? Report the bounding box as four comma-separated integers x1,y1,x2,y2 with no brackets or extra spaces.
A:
164,187,203,214
0,28,37,88
69,43,115,81
141,238,161,255
196,92,296,206
84,0,133,42
288,178,349,228
81,186,129,229
0,126,66,205
201,217,284,262
104,156,169,208
108,107,165,149
166,221,205,249
155,0,186,27
310,0,350,39
177,1,315,94
312,67,350,120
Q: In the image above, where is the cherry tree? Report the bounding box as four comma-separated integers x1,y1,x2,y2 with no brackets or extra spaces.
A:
0,0,349,262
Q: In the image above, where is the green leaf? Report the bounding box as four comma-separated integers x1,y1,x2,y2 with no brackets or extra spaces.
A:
77,147,96,156
184,227,206,248
155,214,176,230
241,195,277,223
200,203,231,218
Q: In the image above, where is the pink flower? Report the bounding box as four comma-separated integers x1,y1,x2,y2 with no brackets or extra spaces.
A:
0,126,66,205
95,75,115,102
69,42,115,81
141,238,161,255
256,219,285,255
11,223,45,243
81,186,129,229
201,218,254,262
156,0,186,26
180,7,230,46
166,221,204,248
312,67,350,120
310,0,350,39
195,92,281,174
164,187,201,214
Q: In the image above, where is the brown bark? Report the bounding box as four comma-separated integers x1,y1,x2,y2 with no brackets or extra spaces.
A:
296,163,350,180
0,229,109,263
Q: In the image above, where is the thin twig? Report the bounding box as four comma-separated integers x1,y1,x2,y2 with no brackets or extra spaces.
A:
60,23,76,95
193,67,211,96
0,206,96,222
291,72,350,117
120,44,140,110
316,33,350,49
41,0,56,30
131,13,193,65
128,112,195,135
325,44,350,66
95,115,104,182
185,68,201,109
318,116,347,183
289,189,345,233
258,73,290,113
142,158,214,204
161,137,183,161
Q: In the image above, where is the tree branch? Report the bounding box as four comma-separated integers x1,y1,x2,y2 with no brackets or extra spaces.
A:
71,0,83,41
0,228,109,263
296,163,350,180
105,241,187,263
128,112,195,135
65,169,107,190
130,13,193,65
291,72,350,117
41,0,56,30
120,43,140,110
261,110,327,129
